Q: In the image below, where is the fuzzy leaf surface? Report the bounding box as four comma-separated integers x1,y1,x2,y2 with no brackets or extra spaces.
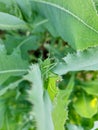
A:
24,64,54,130
52,74,74,130
53,47,98,75
31,0,98,50
0,43,28,84
0,12,27,30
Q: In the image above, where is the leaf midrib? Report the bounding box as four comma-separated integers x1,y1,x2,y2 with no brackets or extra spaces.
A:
0,69,28,74
31,0,98,34
0,24,26,29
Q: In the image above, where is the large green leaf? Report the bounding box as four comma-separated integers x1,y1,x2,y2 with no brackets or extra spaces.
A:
80,79,98,96
53,47,98,75
52,74,74,130
73,93,97,118
31,0,98,50
24,64,54,130
0,12,27,30
0,42,28,84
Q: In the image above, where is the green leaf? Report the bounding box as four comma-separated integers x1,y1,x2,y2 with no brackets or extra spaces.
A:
0,12,27,30
52,74,74,130
44,21,59,37
19,35,42,59
0,0,22,18
0,101,6,129
53,47,98,75
80,79,98,96
0,79,22,96
0,0,13,13
24,64,54,130
4,34,24,54
93,0,98,13
73,93,98,118
31,0,98,50
16,0,32,20
0,42,28,84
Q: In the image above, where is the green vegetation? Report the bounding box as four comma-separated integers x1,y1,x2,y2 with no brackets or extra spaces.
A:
0,0,98,130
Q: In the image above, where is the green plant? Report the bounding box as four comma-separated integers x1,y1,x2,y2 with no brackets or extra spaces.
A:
0,0,98,130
